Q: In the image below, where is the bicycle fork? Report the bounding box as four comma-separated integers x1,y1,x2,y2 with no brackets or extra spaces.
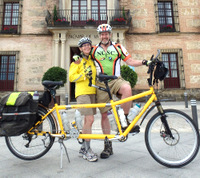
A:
155,101,174,139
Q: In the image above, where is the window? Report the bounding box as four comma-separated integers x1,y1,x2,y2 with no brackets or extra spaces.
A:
2,2,19,33
71,0,87,25
71,0,107,25
155,0,179,33
162,53,180,88
91,0,107,23
0,55,16,91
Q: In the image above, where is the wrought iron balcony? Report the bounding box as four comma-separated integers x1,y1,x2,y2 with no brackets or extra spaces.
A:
45,9,132,28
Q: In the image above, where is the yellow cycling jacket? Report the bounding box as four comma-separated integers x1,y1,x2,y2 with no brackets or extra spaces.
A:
69,55,96,98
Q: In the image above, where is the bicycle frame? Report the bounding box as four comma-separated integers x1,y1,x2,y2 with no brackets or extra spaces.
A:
29,86,158,140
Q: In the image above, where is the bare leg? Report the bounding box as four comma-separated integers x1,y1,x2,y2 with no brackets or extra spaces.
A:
82,115,94,142
118,84,132,115
101,112,111,134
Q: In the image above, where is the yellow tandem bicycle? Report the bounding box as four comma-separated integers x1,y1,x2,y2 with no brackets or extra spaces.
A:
5,50,199,168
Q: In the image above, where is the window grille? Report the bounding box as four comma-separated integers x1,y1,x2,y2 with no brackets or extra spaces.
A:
155,0,180,33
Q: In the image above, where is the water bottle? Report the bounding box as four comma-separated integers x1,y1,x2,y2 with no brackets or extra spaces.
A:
107,110,117,131
75,110,82,130
118,107,127,128
33,91,39,101
127,103,141,123
61,111,70,132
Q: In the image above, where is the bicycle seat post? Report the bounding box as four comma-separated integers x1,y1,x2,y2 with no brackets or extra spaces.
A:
104,80,113,100
50,88,57,104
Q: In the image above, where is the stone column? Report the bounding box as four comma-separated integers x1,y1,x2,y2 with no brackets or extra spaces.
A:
60,31,67,68
53,32,60,66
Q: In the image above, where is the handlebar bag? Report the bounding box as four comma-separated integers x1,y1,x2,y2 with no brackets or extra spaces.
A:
0,92,38,136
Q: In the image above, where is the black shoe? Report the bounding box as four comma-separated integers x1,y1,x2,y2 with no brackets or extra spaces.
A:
122,125,140,133
100,138,113,159
130,125,140,133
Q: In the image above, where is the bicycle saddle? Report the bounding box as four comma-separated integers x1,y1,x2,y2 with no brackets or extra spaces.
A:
42,80,63,89
97,73,118,82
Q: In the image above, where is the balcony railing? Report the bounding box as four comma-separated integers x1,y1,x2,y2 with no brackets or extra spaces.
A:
45,9,132,28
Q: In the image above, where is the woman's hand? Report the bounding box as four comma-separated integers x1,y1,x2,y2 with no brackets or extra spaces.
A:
73,55,81,64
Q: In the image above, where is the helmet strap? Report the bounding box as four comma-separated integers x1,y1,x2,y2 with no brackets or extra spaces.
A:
81,52,89,59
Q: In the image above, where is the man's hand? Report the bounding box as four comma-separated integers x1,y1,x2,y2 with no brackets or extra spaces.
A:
73,55,81,64
142,59,152,66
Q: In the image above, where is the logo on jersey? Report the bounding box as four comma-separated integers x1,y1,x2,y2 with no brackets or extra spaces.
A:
99,57,105,61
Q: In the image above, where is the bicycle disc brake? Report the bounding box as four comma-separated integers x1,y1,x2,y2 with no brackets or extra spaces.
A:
160,128,179,146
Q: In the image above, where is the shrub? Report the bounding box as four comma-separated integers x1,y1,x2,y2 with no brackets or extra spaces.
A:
42,66,67,89
121,65,138,88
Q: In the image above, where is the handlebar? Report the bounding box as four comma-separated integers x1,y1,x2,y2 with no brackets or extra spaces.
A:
147,49,161,86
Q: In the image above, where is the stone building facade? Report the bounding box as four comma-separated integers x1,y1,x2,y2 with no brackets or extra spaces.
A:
0,0,199,103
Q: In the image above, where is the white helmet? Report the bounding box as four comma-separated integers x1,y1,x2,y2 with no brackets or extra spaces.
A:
97,24,112,34
78,37,92,47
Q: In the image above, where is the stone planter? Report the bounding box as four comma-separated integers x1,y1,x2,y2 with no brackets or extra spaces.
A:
54,21,70,26
1,29,17,34
160,28,176,33
86,21,96,25
110,21,126,25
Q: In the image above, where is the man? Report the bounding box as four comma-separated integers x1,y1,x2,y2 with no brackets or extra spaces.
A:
91,24,150,159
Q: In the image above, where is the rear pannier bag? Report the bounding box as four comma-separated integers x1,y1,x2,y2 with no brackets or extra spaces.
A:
38,90,51,108
0,92,38,136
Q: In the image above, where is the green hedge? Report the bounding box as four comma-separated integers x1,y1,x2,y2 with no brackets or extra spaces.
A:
121,65,138,88
42,66,67,89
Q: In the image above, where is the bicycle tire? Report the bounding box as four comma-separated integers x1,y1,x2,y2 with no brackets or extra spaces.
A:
5,106,56,160
145,109,199,168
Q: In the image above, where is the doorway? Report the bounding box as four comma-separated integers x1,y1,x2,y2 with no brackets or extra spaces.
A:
70,47,80,102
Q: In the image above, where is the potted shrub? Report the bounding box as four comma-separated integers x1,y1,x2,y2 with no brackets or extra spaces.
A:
53,5,58,22
120,65,137,88
42,66,67,107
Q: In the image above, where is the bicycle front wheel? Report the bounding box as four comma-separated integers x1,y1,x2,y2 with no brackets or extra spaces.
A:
5,106,56,160
145,109,199,168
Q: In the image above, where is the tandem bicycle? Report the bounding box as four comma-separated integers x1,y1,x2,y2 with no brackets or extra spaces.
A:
4,50,199,168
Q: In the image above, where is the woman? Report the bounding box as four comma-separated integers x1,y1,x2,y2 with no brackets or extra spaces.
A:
69,37,97,162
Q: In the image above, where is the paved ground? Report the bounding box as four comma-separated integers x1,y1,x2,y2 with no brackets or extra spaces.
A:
0,101,200,178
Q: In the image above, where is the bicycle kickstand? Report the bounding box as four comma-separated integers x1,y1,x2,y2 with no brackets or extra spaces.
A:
59,138,70,169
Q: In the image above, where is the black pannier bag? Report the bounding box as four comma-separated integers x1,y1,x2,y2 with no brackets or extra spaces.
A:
0,92,38,136
38,90,51,108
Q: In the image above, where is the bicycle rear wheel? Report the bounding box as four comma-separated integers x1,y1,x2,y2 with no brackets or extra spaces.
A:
145,109,199,168
5,106,56,160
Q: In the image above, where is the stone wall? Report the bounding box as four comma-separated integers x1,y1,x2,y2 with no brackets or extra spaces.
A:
119,0,200,90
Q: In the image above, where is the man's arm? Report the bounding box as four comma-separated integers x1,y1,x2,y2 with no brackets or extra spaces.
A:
125,57,143,67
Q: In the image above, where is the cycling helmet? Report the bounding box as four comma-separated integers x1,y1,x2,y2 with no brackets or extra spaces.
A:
97,24,112,34
78,37,92,47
